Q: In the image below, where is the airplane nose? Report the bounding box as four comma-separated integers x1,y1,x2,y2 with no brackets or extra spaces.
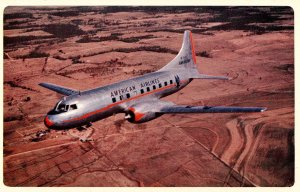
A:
44,115,54,128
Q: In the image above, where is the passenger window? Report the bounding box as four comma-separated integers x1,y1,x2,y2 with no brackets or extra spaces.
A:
147,87,150,92
164,82,168,86
120,95,123,100
70,104,77,110
153,85,156,90
159,83,162,88
126,93,130,98
170,80,173,84
112,98,116,103
141,89,144,94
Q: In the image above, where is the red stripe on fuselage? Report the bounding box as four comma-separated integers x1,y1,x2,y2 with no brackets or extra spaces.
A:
63,80,188,123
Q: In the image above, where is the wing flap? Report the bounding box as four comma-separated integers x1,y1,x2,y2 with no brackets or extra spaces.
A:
159,105,266,113
39,82,79,96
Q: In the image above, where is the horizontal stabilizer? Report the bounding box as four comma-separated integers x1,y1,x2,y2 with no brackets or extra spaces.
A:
159,105,266,113
39,82,79,96
191,73,229,80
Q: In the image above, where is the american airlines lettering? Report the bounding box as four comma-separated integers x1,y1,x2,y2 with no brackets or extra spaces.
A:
111,85,136,97
110,78,160,97
140,78,160,88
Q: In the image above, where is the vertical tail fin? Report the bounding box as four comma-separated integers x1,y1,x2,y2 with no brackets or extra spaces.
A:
159,30,229,80
159,30,199,74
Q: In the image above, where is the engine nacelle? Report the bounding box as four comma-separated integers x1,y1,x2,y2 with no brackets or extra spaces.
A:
125,107,162,123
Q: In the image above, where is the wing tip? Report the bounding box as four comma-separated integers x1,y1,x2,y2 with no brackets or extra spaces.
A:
260,107,267,112
39,82,47,87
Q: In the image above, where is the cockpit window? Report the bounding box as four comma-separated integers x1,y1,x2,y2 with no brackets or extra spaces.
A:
52,101,78,114
57,103,68,112
70,104,77,110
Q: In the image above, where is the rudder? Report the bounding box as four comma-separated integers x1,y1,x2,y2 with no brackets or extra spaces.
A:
159,30,199,74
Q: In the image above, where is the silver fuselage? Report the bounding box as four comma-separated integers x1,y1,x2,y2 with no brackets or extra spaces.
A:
43,30,266,129
46,70,191,129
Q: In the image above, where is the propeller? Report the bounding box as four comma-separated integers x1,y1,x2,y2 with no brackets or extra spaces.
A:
125,113,133,120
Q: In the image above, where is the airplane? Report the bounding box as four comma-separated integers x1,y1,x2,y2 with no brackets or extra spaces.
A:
40,30,266,129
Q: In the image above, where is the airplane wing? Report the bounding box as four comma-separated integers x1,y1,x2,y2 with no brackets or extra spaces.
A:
39,82,79,96
127,98,266,114
159,105,267,113
124,98,266,123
